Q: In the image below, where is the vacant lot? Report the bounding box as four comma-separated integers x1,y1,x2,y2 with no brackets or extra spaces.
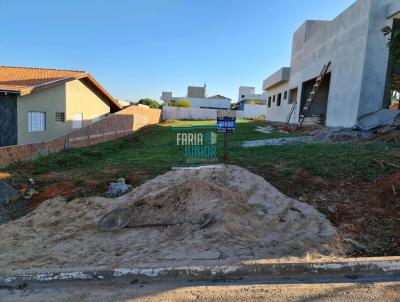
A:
2,120,400,256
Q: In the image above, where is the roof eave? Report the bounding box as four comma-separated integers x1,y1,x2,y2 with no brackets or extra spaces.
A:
19,74,86,96
16,72,122,112
84,74,122,111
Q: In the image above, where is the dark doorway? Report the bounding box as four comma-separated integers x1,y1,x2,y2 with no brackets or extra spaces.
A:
0,94,18,147
289,88,298,104
300,73,331,125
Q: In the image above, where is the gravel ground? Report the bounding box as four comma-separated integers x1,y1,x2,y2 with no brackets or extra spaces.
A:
1,279,400,302
0,198,31,225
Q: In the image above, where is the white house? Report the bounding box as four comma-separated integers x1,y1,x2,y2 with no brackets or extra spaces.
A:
237,86,267,110
161,85,231,110
263,0,400,129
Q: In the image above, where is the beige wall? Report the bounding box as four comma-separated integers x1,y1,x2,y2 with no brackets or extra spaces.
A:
17,79,111,145
65,80,110,127
17,83,67,144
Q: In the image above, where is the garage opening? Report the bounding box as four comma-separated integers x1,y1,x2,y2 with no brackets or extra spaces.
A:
384,19,400,110
300,73,331,126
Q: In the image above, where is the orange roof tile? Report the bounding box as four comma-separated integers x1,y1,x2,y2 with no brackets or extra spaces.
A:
0,66,85,92
0,66,122,112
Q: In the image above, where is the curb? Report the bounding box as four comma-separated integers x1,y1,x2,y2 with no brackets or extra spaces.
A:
2,258,400,285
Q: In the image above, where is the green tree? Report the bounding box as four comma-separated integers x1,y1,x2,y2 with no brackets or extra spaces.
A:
382,26,400,72
173,99,192,108
138,98,161,109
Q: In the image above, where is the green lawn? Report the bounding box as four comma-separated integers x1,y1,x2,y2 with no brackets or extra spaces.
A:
3,119,400,194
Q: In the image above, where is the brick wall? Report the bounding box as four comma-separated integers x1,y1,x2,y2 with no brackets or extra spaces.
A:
0,105,161,168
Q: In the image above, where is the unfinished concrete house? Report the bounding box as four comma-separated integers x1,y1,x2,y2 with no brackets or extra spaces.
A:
263,0,400,129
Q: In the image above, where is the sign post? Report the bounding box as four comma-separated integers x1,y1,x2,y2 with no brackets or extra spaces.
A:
223,132,229,160
217,110,236,161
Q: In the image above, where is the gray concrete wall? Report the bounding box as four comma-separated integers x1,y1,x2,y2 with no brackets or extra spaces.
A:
187,86,206,98
263,68,290,90
0,94,17,147
358,0,396,117
289,0,373,127
264,0,400,127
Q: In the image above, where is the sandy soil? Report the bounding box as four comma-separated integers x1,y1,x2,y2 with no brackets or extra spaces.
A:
1,279,399,302
0,165,343,270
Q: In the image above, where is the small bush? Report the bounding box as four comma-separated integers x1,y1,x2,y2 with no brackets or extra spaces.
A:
174,99,192,108
138,99,161,109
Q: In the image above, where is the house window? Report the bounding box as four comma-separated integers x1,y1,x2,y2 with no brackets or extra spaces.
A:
273,95,276,102
55,112,65,123
28,112,46,132
268,97,271,108
284,91,288,99
72,112,83,128
277,93,282,106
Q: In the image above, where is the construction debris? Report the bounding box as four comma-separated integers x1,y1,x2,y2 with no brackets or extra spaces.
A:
0,166,343,270
22,187,39,200
106,178,132,198
368,125,400,143
255,126,288,134
358,110,400,131
242,136,313,147
243,127,373,147
310,128,372,142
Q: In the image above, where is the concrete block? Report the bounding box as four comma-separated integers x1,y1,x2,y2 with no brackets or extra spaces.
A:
358,109,400,130
358,113,381,131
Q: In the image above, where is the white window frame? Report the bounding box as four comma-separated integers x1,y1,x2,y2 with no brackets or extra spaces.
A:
72,112,83,129
28,112,46,133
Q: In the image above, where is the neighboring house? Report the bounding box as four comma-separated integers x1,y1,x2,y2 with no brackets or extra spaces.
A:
116,99,132,108
237,86,267,110
263,0,400,128
0,66,121,147
161,85,231,109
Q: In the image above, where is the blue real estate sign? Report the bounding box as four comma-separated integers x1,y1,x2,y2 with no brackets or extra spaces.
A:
217,110,236,133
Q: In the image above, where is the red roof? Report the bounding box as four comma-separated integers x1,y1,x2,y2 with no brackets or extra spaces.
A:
0,66,121,111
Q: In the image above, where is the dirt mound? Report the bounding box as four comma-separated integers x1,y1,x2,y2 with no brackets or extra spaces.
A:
0,166,343,270
28,181,79,209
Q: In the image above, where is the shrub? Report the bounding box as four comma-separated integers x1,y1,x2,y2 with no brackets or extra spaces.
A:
382,26,400,71
170,99,192,108
138,99,161,109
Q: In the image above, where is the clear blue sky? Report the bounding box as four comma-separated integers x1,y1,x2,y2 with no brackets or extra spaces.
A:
0,0,354,102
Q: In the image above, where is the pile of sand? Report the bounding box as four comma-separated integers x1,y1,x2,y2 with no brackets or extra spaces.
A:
0,166,343,270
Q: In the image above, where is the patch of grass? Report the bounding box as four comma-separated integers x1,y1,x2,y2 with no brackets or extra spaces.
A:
4,119,400,194
17,281,28,289
230,141,400,181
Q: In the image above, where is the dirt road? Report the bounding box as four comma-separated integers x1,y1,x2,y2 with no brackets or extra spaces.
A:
1,279,400,302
